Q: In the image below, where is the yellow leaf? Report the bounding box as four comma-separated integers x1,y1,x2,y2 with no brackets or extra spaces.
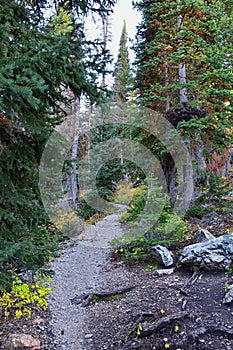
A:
137,323,143,335
164,45,173,51
15,310,23,319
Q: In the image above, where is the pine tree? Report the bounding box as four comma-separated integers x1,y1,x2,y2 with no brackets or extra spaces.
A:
0,0,116,288
133,0,233,201
134,0,233,144
113,20,132,102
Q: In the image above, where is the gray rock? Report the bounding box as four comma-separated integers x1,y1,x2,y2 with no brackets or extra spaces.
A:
179,234,233,270
154,268,174,276
194,229,215,243
223,284,233,304
151,245,173,267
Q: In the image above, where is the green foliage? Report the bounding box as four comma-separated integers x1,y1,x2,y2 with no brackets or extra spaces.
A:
115,239,150,263
77,198,100,220
113,182,145,205
119,191,147,223
184,205,214,219
196,173,232,203
112,20,133,101
134,0,233,148
0,277,52,319
96,159,123,194
116,203,188,263
224,283,230,294
0,0,116,287
143,262,158,272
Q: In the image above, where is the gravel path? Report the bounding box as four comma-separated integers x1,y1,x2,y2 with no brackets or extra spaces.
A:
48,208,127,350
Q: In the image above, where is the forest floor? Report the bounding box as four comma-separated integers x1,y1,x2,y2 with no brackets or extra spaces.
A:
1,197,233,350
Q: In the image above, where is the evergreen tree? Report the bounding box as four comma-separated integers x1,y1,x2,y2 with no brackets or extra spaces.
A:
134,0,233,148
0,0,116,288
132,0,233,202
113,20,132,101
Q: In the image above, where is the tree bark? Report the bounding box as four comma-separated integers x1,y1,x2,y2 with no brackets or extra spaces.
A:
177,2,188,104
70,97,80,210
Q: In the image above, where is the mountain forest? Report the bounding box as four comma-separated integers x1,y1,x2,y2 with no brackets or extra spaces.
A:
0,0,233,349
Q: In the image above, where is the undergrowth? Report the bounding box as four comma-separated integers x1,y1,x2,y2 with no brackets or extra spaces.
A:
0,277,52,319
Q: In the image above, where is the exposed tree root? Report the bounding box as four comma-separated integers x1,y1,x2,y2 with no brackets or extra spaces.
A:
185,324,233,345
71,285,135,307
140,311,189,337
180,271,200,295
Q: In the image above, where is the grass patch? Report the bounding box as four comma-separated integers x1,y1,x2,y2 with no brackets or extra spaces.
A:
113,181,147,205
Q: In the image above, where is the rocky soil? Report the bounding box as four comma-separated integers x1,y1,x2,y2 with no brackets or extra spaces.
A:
1,205,233,350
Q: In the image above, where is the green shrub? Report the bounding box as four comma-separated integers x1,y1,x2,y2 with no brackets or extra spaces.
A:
77,200,99,220
184,205,214,219
115,205,188,263
196,173,232,203
0,226,58,290
120,193,147,223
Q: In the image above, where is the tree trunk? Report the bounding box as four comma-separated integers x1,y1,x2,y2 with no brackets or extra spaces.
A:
70,97,80,210
177,3,188,104
164,64,170,112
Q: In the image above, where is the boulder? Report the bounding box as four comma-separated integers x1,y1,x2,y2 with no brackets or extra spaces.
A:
223,284,233,304
151,245,173,267
179,234,233,270
194,229,215,243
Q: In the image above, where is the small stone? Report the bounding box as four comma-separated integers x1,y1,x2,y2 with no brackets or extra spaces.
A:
154,268,174,276
5,334,40,350
194,229,215,243
84,334,93,339
223,284,233,304
34,318,44,325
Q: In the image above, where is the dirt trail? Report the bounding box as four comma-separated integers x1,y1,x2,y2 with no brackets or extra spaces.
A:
48,207,127,350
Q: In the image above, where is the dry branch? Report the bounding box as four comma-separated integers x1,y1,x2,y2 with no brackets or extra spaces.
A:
71,285,135,307
186,325,233,344
140,311,189,337
180,271,200,295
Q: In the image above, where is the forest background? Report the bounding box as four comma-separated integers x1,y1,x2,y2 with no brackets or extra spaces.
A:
0,0,232,298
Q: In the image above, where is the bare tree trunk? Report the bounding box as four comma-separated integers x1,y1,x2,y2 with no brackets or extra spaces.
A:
178,62,188,103
70,96,80,210
164,64,170,112
101,15,111,89
177,3,188,104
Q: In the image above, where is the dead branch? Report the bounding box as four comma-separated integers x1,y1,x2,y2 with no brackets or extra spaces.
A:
180,271,200,295
71,285,135,307
185,324,233,344
140,311,189,337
